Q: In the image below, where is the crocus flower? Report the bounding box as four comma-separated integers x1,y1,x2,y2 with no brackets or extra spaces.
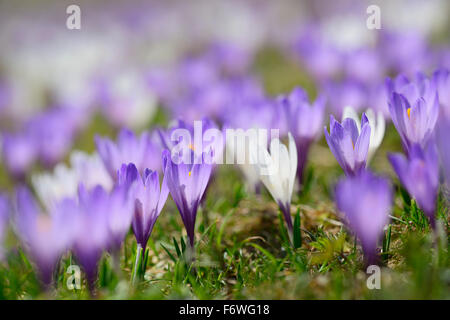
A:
96,128,162,180
158,117,223,165
252,133,297,237
15,187,76,285
324,80,367,118
106,185,134,251
1,132,37,179
32,151,113,211
335,170,392,264
282,87,325,184
342,106,385,162
27,107,84,168
163,150,212,250
0,193,10,261
389,144,439,228
324,113,371,176
118,163,169,252
96,69,158,130
433,68,450,118
72,185,113,288
379,31,429,75
387,73,439,153
223,92,279,192
436,117,450,186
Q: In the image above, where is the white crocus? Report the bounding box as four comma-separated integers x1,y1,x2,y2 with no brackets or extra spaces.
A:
225,133,261,193
342,106,385,162
32,151,113,210
252,133,297,235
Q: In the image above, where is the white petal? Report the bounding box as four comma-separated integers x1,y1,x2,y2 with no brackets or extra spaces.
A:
342,106,361,133
288,132,297,198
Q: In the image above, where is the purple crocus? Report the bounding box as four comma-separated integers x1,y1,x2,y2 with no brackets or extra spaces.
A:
389,144,439,228
387,73,439,153
433,68,450,118
1,132,37,179
324,80,367,118
0,193,10,260
158,117,224,170
118,163,169,252
436,117,450,186
27,107,85,168
162,150,212,250
15,187,76,285
72,185,112,288
96,128,162,180
335,170,392,264
324,113,371,176
106,185,134,251
282,87,325,184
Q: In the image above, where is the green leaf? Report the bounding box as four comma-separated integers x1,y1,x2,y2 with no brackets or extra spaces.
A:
293,209,302,249
161,243,177,262
248,243,277,266
173,237,181,258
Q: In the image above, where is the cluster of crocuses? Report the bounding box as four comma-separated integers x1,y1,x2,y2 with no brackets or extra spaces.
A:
0,125,215,290
324,69,450,263
0,67,449,288
0,1,449,293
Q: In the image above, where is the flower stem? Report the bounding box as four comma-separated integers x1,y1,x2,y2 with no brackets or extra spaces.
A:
131,244,142,286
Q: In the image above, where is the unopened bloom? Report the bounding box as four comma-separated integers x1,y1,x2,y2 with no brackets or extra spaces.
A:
335,170,392,263
324,113,371,176
252,133,297,236
118,163,169,252
342,106,385,162
389,144,439,227
387,73,439,152
163,150,212,249
96,128,161,180
282,87,325,184
15,187,76,285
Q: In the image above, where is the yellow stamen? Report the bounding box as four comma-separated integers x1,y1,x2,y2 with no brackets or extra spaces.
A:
188,171,192,177
407,108,411,119
188,143,195,151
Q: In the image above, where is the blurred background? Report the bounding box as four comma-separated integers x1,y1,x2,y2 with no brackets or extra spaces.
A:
0,0,449,182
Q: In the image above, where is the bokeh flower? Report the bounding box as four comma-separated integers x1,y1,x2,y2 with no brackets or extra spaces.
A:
335,170,392,263
72,185,115,288
389,144,439,227
96,128,162,180
32,151,113,211
0,193,10,261
433,68,450,118
282,87,325,185
15,187,76,285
